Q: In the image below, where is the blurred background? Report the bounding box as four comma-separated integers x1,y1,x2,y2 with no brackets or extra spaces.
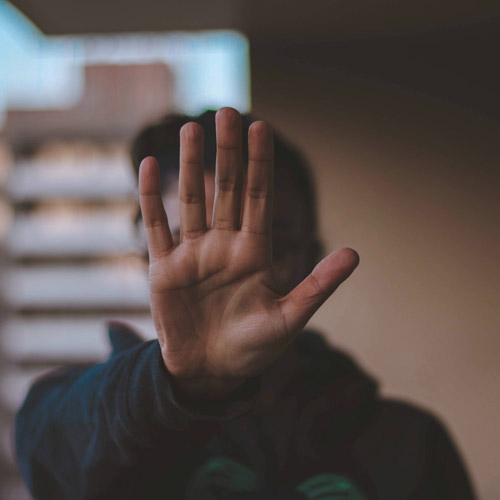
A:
0,1,499,498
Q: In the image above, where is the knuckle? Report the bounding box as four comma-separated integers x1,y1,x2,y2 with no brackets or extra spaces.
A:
247,186,269,199
217,178,240,192
145,218,166,230
180,193,203,205
248,156,273,164
212,219,236,231
309,274,325,298
240,224,265,235
182,228,205,239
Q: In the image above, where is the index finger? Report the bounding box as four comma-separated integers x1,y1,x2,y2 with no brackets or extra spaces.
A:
139,156,174,261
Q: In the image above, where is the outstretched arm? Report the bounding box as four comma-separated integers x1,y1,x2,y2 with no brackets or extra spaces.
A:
15,326,262,500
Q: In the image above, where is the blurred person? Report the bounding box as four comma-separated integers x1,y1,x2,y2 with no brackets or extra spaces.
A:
14,108,476,499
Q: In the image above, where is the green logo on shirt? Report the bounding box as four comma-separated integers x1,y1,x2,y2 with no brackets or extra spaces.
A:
185,456,368,499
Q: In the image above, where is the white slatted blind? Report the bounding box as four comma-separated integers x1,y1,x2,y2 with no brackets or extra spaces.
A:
0,141,156,497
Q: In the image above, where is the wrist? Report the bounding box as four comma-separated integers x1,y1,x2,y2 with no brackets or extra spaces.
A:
171,375,248,406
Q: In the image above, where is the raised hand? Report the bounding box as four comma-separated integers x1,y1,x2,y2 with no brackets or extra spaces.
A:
139,108,359,402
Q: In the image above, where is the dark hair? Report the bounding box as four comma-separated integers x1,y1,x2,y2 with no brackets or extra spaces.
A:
130,109,318,234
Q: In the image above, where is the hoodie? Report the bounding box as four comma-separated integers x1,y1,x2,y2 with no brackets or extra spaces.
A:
15,322,476,500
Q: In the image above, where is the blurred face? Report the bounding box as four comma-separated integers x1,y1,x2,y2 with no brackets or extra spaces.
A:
137,169,318,293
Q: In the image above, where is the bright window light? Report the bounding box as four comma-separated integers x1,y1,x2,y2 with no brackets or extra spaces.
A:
0,0,251,126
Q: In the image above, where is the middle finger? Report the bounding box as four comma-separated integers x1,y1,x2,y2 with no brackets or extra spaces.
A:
212,108,243,230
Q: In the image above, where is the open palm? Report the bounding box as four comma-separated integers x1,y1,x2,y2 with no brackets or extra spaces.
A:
139,108,359,400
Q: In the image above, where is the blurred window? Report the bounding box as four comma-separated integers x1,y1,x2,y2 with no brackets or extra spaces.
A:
0,2,250,497
0,0,250,125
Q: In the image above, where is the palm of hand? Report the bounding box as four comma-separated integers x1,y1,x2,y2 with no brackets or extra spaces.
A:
150,227,289,379
139,108,359,396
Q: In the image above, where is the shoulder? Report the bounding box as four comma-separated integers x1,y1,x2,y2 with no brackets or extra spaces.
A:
374,397,441,424
298,331,457,448
367,396,458,455
369,398,476,498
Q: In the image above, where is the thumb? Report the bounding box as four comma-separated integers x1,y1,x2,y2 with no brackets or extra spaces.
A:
278,247,360,333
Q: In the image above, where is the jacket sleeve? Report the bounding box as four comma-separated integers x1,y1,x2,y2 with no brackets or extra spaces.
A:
14,324,261,500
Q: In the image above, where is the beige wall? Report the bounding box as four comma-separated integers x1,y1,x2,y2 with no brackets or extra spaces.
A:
252,59,500,500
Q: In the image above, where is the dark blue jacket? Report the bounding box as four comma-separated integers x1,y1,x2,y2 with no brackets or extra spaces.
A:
15,322,476,499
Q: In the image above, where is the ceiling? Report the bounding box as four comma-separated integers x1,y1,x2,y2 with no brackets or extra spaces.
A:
8,0,500,40
8,0,500,121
